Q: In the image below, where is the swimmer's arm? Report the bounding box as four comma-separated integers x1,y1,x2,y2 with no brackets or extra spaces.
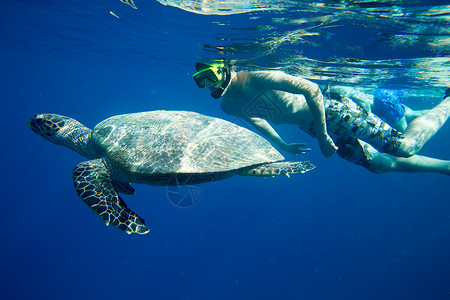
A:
244,116,310,155
251,71,337,157
221,100,287,148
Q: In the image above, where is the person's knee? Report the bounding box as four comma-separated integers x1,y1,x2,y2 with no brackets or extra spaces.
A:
368,154,397,173
395,138,418,157
395,148,414,158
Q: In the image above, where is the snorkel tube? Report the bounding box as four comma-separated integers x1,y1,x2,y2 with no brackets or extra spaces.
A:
210,66,231,99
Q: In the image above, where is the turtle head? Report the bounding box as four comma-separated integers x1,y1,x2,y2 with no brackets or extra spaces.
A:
28,113,99,159
28,114,69,144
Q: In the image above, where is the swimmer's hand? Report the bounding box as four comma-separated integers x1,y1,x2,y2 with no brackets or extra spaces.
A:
281,143,311,155
318,133,338,157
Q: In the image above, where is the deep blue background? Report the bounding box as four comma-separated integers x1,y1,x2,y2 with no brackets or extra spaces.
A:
1,1,450,299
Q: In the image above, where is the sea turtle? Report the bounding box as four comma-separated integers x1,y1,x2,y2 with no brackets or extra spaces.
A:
28,111,315,235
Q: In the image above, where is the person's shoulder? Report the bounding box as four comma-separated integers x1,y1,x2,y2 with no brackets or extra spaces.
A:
248,70,285,78
240,70,285,87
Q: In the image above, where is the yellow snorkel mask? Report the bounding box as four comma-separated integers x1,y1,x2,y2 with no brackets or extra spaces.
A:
193,62,231,99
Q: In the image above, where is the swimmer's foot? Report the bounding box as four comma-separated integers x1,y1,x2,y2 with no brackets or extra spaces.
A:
444,88,450,99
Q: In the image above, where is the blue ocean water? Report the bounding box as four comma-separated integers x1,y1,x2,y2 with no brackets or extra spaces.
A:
1,0,450,299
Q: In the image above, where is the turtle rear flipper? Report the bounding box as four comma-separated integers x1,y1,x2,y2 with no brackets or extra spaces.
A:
240,161,315,177
72,159,149,235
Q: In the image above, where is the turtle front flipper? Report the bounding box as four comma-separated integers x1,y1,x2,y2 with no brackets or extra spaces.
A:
112,180,135,195
240,161,316,177
72,159,149,235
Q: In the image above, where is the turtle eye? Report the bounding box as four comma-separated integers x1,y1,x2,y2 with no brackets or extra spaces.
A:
36,118,45,125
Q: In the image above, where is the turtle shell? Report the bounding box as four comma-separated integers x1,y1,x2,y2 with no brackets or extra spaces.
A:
92,111,284,175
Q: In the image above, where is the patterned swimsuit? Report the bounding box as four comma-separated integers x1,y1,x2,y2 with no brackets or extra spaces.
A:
302,96,405,168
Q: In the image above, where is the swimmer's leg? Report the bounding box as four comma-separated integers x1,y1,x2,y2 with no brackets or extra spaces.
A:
369,151,450,175
336,138,450,175
396,96,450,157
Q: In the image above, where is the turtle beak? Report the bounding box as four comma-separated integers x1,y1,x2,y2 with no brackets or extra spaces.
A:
28,114,43,135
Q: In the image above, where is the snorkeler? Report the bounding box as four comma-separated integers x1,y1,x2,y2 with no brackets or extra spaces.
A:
193,62,450,174
323,86,429,132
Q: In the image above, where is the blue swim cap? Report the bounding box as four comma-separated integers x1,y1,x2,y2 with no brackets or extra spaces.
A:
372,88,405,125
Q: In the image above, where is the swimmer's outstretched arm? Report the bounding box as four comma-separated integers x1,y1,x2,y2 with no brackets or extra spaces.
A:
244,116,311,155
251,71,337,157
